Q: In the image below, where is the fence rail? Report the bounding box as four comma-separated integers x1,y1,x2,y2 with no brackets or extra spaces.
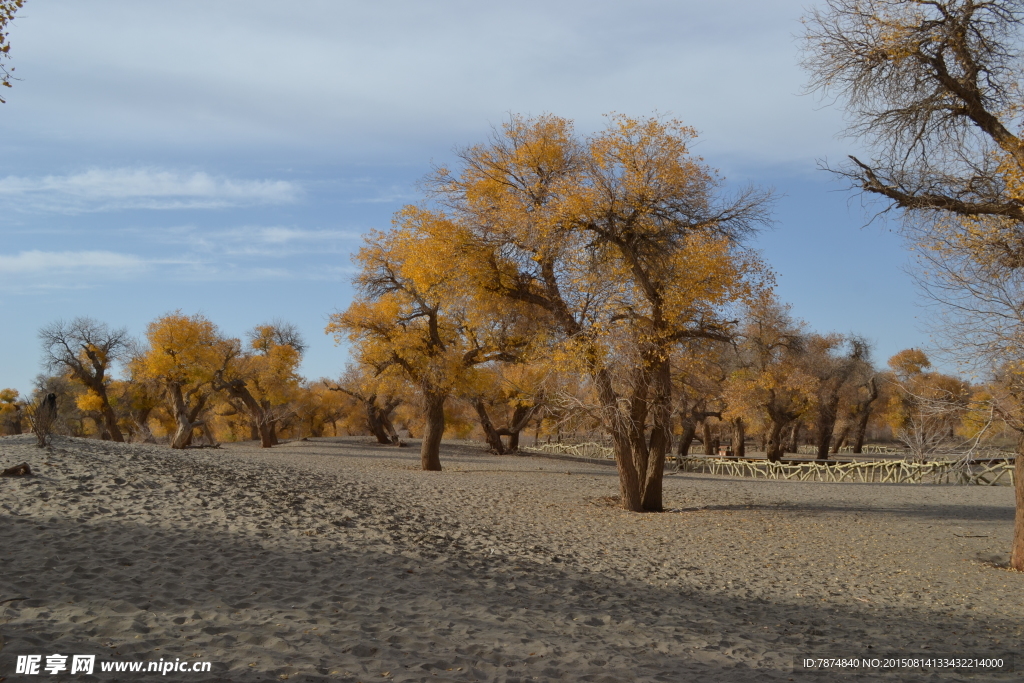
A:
522,443,1014,486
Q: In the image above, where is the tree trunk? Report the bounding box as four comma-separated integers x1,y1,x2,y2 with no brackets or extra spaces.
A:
786,421,802,454
1013,442,1024,571
611,431,644,512
766,420,786,463
641,359,672,512
213,375,275,447
676,418,697,457
733,417,746,458
167,383,204,449
832,425,850,454
200,422,219,446
497,402,538,453
379,403,400,443
99,397,125,443
851,378,879,454
364,396,394,444
590,367,644,512
815,397,840,460
420,389,446,471
701,419,715,455
473,399,505,454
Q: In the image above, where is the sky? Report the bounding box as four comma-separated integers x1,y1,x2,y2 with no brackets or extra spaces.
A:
0,0,923,396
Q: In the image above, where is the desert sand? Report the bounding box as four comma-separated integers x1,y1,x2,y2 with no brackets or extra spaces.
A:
0,434,1020,682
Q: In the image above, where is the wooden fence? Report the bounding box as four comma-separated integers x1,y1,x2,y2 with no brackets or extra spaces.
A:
522,443,1014,486
525,442,616,460
676,456,1014,486
796,444,903,455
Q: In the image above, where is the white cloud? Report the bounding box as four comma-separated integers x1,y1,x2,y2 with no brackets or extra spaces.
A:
155,225,362,256
0,250,148,274
0,168,301,212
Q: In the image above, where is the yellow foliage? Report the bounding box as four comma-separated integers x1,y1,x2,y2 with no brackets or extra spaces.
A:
138,311,226,386
0,387,18,410
76,391,105,413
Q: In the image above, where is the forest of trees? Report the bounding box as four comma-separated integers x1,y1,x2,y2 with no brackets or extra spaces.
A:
1,113,1012,514
1,307,994,460
1,300,998,498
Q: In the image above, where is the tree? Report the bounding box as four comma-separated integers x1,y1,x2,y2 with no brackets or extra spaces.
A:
672,342,729,457
293,379,348,438
803,0,1024,567
432,114,772,510
831,372,881,454
468,363,547,454
212,322,304,448
330,364,403,445
803,334,871,459
136,312,227,449
29,373,89,438
328,211,531,470
39,318,130,442
0,388,23,435
0,0,23,103
883,348,971,461
802,0,1024,220
29,393,56,447
725,299,814,462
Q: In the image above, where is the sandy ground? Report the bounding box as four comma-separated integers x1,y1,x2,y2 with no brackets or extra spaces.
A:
0,434,1021,682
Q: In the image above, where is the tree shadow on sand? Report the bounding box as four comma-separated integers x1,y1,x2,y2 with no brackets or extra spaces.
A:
1,512,1017,683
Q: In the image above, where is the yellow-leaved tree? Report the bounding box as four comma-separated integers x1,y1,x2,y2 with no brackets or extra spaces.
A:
0,387,22,435
135,312,228,449
329,363,405,445
427,113,773,510
212,322,305,448
671,340,731,457
724,298,814,462
327,209,533,470
882,349,972,462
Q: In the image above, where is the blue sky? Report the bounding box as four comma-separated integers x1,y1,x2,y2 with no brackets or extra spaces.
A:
0,0,922,395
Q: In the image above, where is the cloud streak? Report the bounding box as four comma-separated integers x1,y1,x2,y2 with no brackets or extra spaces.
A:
0,249,149,275
155,225,362,257
0,168,301,212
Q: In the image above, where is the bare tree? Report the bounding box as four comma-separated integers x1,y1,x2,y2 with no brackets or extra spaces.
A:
803,0,1024,568
803,0,1024,221
888,377,970,462
39,318,129,442
30,393,56,447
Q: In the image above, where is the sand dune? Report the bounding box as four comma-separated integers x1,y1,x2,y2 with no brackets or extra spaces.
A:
0,434,1019,681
